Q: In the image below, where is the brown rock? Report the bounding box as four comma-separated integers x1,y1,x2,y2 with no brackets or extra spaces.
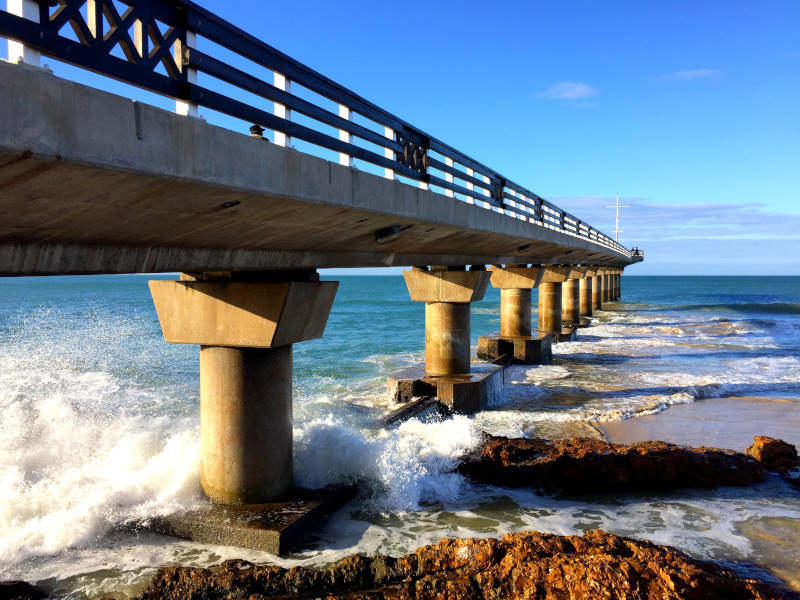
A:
137,530,798,600
0,581,47,600
746,437,800,474
459,435,766,493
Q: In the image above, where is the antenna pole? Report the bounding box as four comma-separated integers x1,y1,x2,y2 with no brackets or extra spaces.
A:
605,194,630,242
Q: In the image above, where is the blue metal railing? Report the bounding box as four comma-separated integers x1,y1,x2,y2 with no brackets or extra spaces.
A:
0,0,634,258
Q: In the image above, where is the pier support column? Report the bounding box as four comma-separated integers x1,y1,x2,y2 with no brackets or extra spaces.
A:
149,272,338,504
500,288,532,338
537,266,576,342
402,267,490,377
618,271,623,300
614,272,620,300
580,269,595,317
539,282,562,334
476,265,551,364
389,266,501,413
592,272,602,310
425,301,470,375
562,277,581,326
603,273,611,303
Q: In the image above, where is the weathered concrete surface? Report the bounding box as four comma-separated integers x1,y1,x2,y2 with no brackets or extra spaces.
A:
149,280,338,347
0,61,640,275
592,274,603,309
403,268,490,376
500,288,531,337
477,332,552,364
562,278,580,325
487,265,542,289
425,301,471,375
151,485,355,555
150,275,338,504
386,363,503,414
579,275,593,316
200,345,293,503
403,268,490,304
537,281,562,335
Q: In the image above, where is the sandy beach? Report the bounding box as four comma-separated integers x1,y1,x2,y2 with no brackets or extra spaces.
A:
600,395,800,590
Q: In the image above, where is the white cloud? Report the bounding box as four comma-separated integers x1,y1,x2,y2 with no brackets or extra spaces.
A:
551,197,800,244
535,81,598,100
661,68,722,81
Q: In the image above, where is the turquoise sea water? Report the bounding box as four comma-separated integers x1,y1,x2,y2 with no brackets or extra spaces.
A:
1,275,799,597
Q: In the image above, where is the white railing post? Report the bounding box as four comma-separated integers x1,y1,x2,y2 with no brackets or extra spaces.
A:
383,126,396,179
338,104,354,167
175,31,198,117
465,167,474,204
444,157,454,197
7,0,40,66
273,72,291,146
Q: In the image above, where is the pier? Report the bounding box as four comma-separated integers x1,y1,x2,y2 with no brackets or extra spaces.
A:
0,0,642,553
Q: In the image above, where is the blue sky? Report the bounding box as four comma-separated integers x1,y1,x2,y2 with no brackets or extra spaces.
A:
4,0,798,274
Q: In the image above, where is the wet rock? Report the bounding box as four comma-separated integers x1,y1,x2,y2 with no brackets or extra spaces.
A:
746,436,800,474
0,581,47,600
459,435,766,492
137,530,798,600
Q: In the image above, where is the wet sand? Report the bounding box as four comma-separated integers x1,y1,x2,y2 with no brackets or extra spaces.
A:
598,395,800,451
599,395,800,591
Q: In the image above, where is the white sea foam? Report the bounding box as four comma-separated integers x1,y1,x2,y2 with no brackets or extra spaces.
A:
294,415,480,510
0,360,203,574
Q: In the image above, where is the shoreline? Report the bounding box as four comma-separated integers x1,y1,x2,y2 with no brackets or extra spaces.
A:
597,394,800,451
596,394,800,590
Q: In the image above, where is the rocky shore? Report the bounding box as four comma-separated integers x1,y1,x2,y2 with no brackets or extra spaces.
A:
459,435,798,493
3,436,797,599
137,529,798,600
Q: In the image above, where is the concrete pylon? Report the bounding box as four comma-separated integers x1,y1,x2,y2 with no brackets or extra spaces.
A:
580,268,595,317
603,273,611,303
539,282,561,333
476,265,551,364
391,266,502,413
149,272,338,504
538,266,575,342
592,271,603,310
501,287,532,338
561,277,581,326
403,267,489,376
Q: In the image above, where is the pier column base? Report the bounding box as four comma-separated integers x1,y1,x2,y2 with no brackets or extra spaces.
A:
476,265,552,364
388,267,501,413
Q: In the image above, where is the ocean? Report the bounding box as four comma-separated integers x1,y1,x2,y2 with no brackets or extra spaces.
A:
1,274,799,597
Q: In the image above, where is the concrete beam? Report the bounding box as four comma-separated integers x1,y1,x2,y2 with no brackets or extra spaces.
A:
540,266,575,283
487,265,543,289
149,280,337,347
0,61,638,274
403,268,490,304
